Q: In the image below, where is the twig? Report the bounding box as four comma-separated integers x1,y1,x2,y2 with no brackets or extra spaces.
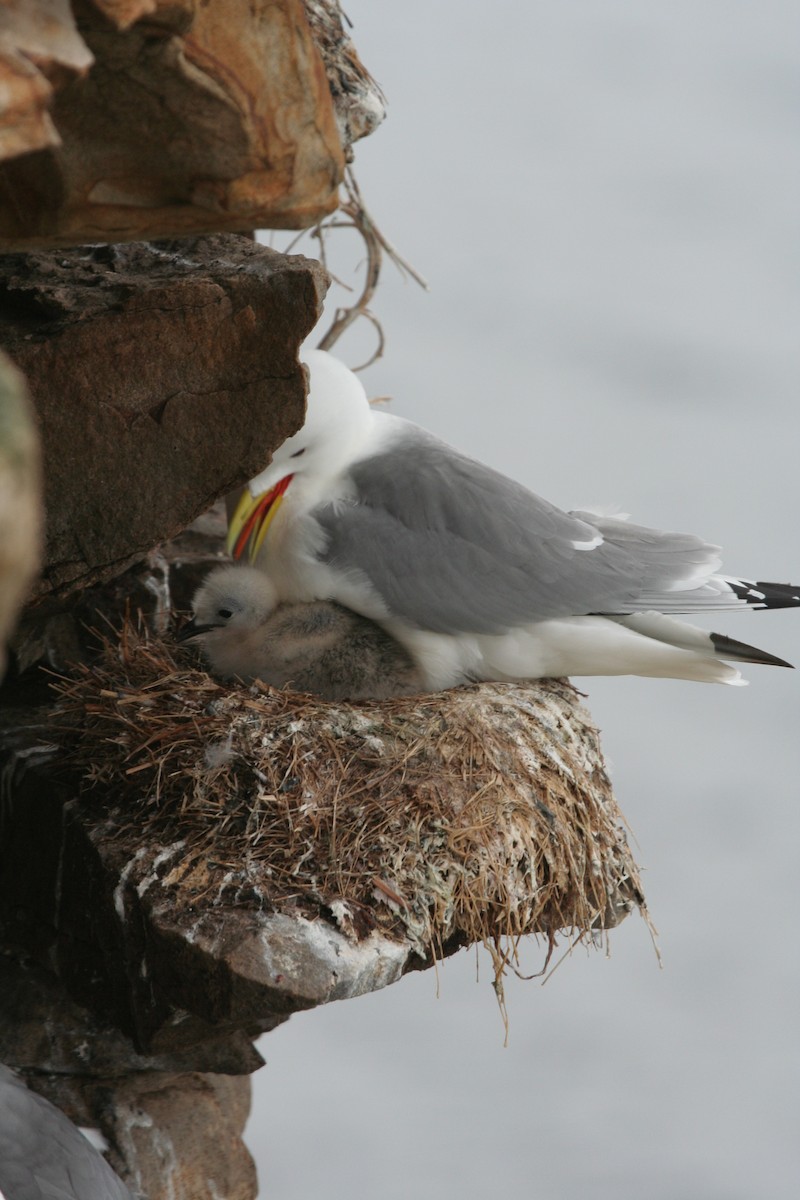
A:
309,167,428,369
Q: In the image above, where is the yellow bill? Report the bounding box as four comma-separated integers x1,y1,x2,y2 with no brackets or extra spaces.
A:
226,475,294,562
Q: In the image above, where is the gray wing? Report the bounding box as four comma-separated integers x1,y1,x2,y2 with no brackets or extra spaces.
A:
313,420,723,634
0,1067,133,1200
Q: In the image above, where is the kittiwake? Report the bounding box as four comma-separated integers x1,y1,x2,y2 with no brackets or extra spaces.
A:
226,351,799,689
181,564,425,699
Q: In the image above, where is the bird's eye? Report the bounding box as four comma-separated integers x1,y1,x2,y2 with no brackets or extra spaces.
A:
290,447,306,459
217,607,233,620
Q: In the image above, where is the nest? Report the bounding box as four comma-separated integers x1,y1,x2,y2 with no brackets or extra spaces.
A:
51,624,646,1001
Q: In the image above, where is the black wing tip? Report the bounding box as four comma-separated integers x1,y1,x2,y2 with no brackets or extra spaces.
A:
728,579,800,609
711,631,794,669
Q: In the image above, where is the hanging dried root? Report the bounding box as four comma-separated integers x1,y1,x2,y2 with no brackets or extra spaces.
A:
285,167,428,369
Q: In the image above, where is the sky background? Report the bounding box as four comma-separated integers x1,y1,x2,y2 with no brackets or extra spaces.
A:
248,4,800,1197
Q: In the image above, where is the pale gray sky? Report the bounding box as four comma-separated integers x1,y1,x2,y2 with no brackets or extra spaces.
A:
249,4,800,1197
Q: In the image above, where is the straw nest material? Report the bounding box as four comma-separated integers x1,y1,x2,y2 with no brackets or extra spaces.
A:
52,623,646,985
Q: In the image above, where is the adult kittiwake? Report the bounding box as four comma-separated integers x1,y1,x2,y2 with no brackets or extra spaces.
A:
181,564,425,699
226,351,799,689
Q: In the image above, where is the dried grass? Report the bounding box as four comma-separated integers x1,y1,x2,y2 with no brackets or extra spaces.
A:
51,623,647,1004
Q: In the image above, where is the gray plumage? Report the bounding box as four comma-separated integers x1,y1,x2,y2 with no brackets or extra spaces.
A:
0,1065,132,1200
317,421,790,632
183,565,425,700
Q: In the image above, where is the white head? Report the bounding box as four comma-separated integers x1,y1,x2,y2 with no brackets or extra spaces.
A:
186,565,279,637
246,350,374,497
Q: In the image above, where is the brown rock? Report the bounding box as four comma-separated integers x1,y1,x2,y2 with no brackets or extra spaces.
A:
90,4,159,30
0,0,347,247
26,1068,258,1200
0,1,93,161
105,1072,257,1200
0,955,271,1077
304,0,387,154
0,350,41,672
0,235,327,600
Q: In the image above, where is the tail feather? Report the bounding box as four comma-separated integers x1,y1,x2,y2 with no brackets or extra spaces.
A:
710,632,793,668
611,611,794,671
